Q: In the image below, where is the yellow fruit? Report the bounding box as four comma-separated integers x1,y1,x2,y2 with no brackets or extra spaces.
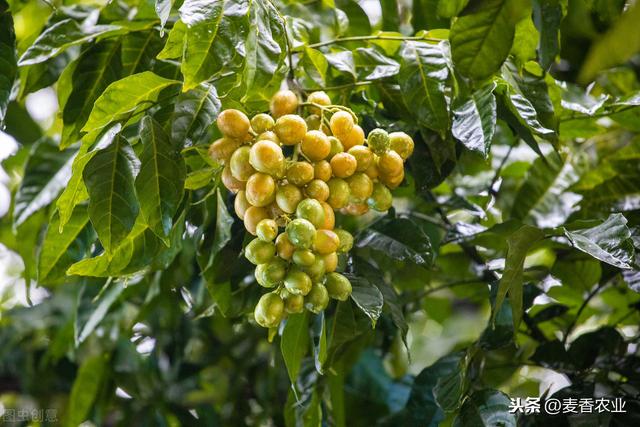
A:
275,183,303,213
378,150,403,176
307,91,331,115
329,111,354,138
313,160,332,182
256,218,278,241
327,178,350,209
270,90,299,118
266,202,286,226
322,252,338,272
284,268,313,296
330,152,357,178
209,137,241,163
217,109,250,139
275,114,307,145
293,249,316,267
334,229,354,252
244,206,270,235
304,179,330,201
234,190,251,219
285,294,305,313
257,131,280,143
276,232,295,260
367,128,390,155
246,172,276,207
319,201,335,230
325,272,352,301
245,238,276,265
230,146,255,181
364,160,379,180
348,145,373,172
342,202,369,216
347,173,374,202
249,140,285,176
380,169,404,189
251,113,275,134
340,124,364,150
301,130,331,161
389,131,414,160
286,161,314,186
313,229,340,255
222,165,245,193
368,182,393,211
327,136,344,160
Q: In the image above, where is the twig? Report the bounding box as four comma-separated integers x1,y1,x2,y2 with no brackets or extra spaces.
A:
303,34,441,50
487,144,514,197
562,282,605,345
301,81,374,92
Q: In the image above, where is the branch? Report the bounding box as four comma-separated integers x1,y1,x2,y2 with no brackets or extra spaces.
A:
302,34,441,50
300,81,374,92
562,282,605,345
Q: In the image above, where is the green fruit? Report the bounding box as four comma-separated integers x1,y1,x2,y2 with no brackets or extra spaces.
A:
334,229,354,253
230,146,255,181
284,268,313,296
251,113,275,133
326,178,350,209
367,128,390,155
293,249,316,267
327,136,344,159
254,258,287,288
305,283,329,313
296,198,325,229
368,182,393,211
256,218,278,242
303,257,326,282
276,183,303,214
285,293,305,314
286,218,316,249
245,238,276,265
325,272,352,301
254,292,284,328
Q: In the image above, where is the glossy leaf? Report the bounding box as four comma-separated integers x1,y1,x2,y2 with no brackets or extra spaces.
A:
452,82,497,157
77,282,125,344
0,0,17,124
171,83,221,146
532,0,566,69
281,312,309,383
122,30,164,76
346,274,383,327
155,0,174,30
157,20,185,60
453,389,516,427
311,313,327,375
65,354,108,427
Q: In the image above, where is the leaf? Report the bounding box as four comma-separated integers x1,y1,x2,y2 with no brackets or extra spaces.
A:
83,135,140,252
451,82,497,157
398,41,450,135
65,354,108,427
563,214,634,269
211,189,234,256
433,355,467,411
18,19,121,66
121,30,164,76
281,312,309,383
157,20,185,60
13,138,75,227
453,389,516,427
532,0,566,69
18,52,72,100
492,225,544,328
325,50,356,79
380,0,400,30
82,71,180,134
300,47,329,86
311,313,327,375
156,0,174,30
497,82,556,140
135,116,185,240
345,274,383,327
480,282,514,349
78,282,125,344
326,300,371,366
354,46,400,80
511,16,539,67
450,0,526,80
0,0,17,124
171,83,221,146
437,0,470,18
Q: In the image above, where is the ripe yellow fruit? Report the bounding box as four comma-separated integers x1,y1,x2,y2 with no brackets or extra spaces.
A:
329,111,354,138
389,132,414,160
342,202,369,216
319,201,335,230
275,183,303,213
222,165,245,193
301,130,331,161
244,206,270,235
275,114,307,145
307,91,331,115
340,124,365,150
209,137,241,163
334,229,354,252
256,218,278,242
234,190,251,219
257,131,280,143
230,146,255,181
217,109,250,139
304,283,329,313
313,160,332,182
249,140,285,176
378,150,404,176
347,172,374,202
276,232,295,260
313,229,340,254
270,90,299,118
305,179,330,202
327,178,350,209
348,145,373,172
246,173,276,207
364,160,379,180
322,252,338,272
380,168,404,189
330,152,357,178
287,161,314,186
251,113,275,134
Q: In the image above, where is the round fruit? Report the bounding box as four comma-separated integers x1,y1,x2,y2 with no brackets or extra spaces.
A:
256,218,278,241
246,173,276,207
301,130,331,161
378,150,403,176
292,249,316,267
326,178,350,209
249,140,284,176
234,190,251,219
313,229,340,255
364,160,379,180
222,165,245,193
296,198,325,229
305,114,321,130
329,111,354,138
367,128,390,155
255,258,287,288
285,294,305,314
307,91,331,115
380,168,404,189
322,252,338,272
330,152,357,178
340,125,365,150
270,90,298,118
287,161,314,186
334,229,354,253
244,206,270,235
313,161,332,182
325,272,352,301
209,137,241,163
275,183,303,213
319,201,335,230
257,131,280,143
254,292,284,328
342,202,369,216
275,114,307,145
347,173,374,202
230,146,255,181
305,283,329,313
251,113,275,134
217,109,250,139
245,238,276,265
303,257,325,282
305,179,330,202
348,145,373,172
284,268,313,296
327,136,344,159
368,182,393,211
286,218,316,249
276,232,295,260
389,131,414,160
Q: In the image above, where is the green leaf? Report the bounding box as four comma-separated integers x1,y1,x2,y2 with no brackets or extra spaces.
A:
453,389,516,427
412,0,449,30
78,281,125,344
122,30,164,75
157,20,185,60
437,0,470,18
434,355,468,411
563,214,634,269
171,83,221,146
83,135,140,252
346,274,383,327
552,258,601,291
0,0,17,124
311,313,327,375
326,301,371,366
492,225,544,328
211,189,234,256
353,46,400,81
155,0,174,30
399,41,450,135
380,0,400,30
82,71,180,134
299,47,329,86
533,0,566,69
18,52,71,100
18,19,121,66
135,116,185,240
497,81,556,140
281,312,310,383
450,0,527,80
336,0,372,36
452,82,497,157
65,353,108,427
511,16,539,66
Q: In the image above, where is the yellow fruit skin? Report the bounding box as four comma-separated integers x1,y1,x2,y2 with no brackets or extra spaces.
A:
217,109,250,139
246,173,276,207
230,146,255,181
314,229,340,254
327,178,350,209
347,173,374,202
276,232,295,260
257,131,280,143
234,190,251,219
322,252,338,272
380,168,404,189
329,111,354,138
313,161,332,182
285,294,305,313
251,113,275,133
305,179,330,202
330,152,357,178
342,202,369,216
249,140,284,176
287,162,314,186
378,150,404,176
348,145,373,172
319,201,335,230
389,132,414,160
254,293,284,328
209,137,241,163
222,165,245,193
307,91,331,115
275,114,308,145
256,218,278,242
327,136,344,160
301,130,331,161
340,125,364,150
276,183,303,214
270,90,299,118
244,206,270,235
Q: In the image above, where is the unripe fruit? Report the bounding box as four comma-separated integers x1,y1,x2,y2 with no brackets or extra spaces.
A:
249,140,285,176
368,182,393,211
276,183,303,213
285,294,305,314
330,152,357,178
305,179,330,202
322,252,338,272
256,218,278,241
325,272,352,301
266,203,286,226
340,125,365,150
342,202,369,216
327,178,350,209
303,257,325,282
251,113,275,134
217,109,250,139
378,150,403,177
305,283,329,313
314,229,340,255
319,201,335,230
276,232,295,260
367,128,390,155
334,229,354,253
293,249,316,267
389,132,414,160
246,173,276,207
327,136,344,159
275,114,307,145
347,173,374,202
286,218,316,249
307,91,331,115
234,190,251,219
329,111,354,138
257,131,279,143
270,90,298,118
348,145,373,172
380,168,404,189
244,206,270,235
255,258,287,288
230,146,255,181
245,238,276,265
287,161,314,186
296,198,325,229
222,165,245,193
313,161,332,182
301,130,331,161
254,293,284,328
305,114,321,130
284,268,313,296
209,137,241,163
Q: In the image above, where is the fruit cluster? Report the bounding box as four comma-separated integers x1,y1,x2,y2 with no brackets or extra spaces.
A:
209,90,414,329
